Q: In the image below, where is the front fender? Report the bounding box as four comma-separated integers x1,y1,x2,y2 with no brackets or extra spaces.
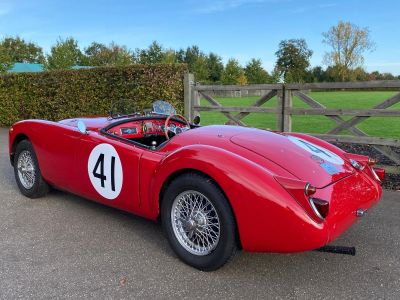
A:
151,145,328,252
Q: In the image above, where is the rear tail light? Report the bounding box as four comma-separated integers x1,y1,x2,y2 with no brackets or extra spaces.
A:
368,157,377,166
309,198,329,220
304,183,316,196
372,167,385,182
274,176,328,222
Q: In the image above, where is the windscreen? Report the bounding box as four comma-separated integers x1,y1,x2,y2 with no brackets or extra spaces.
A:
152,100,176,115
109,99,138,119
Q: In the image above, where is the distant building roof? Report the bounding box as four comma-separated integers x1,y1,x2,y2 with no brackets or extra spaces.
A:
9,62,44,73
8,63,94,73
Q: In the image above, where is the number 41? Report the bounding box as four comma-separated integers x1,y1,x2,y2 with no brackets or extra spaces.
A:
92,154,116,191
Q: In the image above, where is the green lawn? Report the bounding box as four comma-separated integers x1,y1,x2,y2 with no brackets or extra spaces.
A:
199,91,400,139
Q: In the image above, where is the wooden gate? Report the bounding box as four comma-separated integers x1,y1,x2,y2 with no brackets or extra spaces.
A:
184,74,400,174
285,82,400,167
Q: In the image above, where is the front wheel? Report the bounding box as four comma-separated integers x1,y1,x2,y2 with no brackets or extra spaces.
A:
14,140,49,198
161,173,238,271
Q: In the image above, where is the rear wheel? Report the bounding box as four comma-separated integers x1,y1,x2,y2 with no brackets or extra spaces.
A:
14,140,49,198
161,173,237,271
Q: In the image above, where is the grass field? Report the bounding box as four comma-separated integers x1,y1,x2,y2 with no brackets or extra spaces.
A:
199,91,400,139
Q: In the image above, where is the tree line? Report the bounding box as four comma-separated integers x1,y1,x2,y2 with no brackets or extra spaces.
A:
0,21,398,83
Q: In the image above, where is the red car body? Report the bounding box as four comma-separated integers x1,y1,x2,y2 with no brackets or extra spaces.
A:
9,116,383,253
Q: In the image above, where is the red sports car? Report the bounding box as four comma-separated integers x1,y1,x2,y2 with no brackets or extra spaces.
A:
8,101,384,270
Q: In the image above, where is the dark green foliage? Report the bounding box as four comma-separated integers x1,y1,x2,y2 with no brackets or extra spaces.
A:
182,46,203,71
303,66,397,83
135,41,166,64
221,59,247,85
207,53,224,83
192,56,210,83
83,42,134,66
0,64,186,126
244,58,271,84
0,45,13,73
45,37,84,70
275,39,313,83
0,36,45,64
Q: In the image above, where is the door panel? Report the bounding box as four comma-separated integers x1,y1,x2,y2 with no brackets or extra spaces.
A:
72,132,143,212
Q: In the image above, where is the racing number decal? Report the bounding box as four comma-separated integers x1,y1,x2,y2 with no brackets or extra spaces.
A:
88,144,123,200
92,154,115,190
287,136,344,165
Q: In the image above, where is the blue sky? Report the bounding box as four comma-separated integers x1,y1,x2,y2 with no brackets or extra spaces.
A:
1,0,399,74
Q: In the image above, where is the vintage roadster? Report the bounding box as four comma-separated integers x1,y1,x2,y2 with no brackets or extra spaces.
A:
9,101,384,270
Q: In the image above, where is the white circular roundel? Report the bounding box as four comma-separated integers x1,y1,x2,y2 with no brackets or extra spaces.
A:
287,136,344,165
88,143,123,200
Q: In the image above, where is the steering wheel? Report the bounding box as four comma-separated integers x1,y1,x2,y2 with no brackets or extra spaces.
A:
164,114,190,140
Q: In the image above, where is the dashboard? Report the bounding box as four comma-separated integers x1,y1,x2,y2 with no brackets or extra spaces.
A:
107,118,188,140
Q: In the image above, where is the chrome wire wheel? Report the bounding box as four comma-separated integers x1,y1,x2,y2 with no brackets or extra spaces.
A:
17,150,36,189
171,190,221,256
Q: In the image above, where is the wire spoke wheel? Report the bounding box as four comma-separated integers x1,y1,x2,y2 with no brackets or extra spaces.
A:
171,190,221,256
17,150,36,189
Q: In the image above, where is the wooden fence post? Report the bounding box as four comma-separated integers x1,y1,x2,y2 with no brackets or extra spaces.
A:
283,88,293,132
184,73,194,120
191,89,200,122
276,87,284,131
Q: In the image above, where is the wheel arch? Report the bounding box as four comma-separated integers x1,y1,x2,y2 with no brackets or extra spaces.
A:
157,168,243,249
10,133,30,166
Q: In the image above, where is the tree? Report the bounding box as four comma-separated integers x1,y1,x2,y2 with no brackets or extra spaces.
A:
174,49,186,63
221,59,247,85
244,58,270,84
304,66,330,82
192,55,210,83
322,21,374,81
269,68,281,83
350,67,368,81
135,41,165,64
0,36,45,64
207,53,224,82
84,42,133,66
163,49,178,64
183,46,203,71
0,45,13,73
45,37,84,70
84,42,108,65
275,39,313,83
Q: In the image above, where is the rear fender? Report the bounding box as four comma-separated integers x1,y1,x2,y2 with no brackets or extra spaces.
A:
285,133,346,157
150,145,327,252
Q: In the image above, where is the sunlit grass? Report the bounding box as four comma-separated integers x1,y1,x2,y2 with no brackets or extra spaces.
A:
199,91,400,139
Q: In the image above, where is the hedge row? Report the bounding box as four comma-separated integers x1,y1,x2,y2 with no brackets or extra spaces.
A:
0,64,187,126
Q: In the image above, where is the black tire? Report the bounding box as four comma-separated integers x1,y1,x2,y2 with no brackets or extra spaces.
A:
13,140,49,198
161,173,238,271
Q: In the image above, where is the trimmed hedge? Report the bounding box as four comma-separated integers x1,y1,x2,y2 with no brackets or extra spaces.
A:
0,64,187,126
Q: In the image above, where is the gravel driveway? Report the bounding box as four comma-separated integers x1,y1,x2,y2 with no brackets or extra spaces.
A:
0,128,399,299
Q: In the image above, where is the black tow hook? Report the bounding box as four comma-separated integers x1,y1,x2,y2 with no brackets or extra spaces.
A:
315,245,356,256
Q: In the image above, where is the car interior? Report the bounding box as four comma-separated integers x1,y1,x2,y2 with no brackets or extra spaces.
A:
105,116,190,149
102,100,197,149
